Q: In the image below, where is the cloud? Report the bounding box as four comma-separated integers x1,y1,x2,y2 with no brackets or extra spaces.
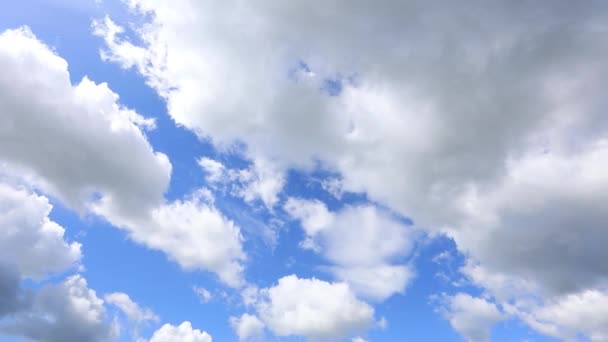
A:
102,190,246,287
504,289,608,342
229,313,264,341
0,27,245,286
0,183,81,279
105,292,158,341
0,182,113,341
193,286,212,304
148,321,212,342
0,26,170,217
0,264,24,317
284,199,413,301
283,198,333,239
436,293,504,342
199,157,285,210
96,1,608,338
255,275,374,340
1,275,117,342
105,292,158,323
449,141,608,296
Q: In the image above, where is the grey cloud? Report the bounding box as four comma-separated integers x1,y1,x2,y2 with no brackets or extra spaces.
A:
1,275,115,342
0,264,26,318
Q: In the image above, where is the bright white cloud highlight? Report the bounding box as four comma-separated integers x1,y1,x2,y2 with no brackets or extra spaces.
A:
437,293,504,342
148,322,212,342
255,275,374,340
230,314,264,341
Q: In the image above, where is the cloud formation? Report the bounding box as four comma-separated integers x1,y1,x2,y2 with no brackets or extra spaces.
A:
95,2,608,338
436,293,504,342
285,199,413,301
0,275,116,342
0,183,81,279
0,27,245,286
255,275,374,340
230,313,265,341
148,322,212,342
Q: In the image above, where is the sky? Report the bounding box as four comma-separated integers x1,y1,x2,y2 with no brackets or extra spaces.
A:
0,1,607,341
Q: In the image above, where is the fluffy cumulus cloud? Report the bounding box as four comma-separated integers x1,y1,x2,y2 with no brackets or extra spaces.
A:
0,27,245,286
148,321,212,342
96,1,608,338
0,183,81,279
229,313,265,341
284,199,413,301
254,275,374,340
0,182,114,341
0,26,170,217
105,190,246,287
436,293,504,342
1,275,116,342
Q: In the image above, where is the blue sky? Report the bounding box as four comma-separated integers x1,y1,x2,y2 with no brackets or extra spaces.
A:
0,1,606,342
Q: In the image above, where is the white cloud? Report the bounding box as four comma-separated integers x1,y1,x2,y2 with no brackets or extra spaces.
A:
198,158,227,184
96,2,608,338
377,317,387,330
148,322,212,342
321,177,344,199
285,199,413,301
105,292,158,323
92,16,149,71
230,314,264,341
0,26,170,217
1,275,117,342
352,337,367,342
193,286,212,303
199,157,285,209
255,275,374,340
236,159,285,209
436,293,504,342
0,27,246,286
240,286,260,308
283,198,333,238
105,292,158,341
504,289,608,342
102,191,246,287
0,183,81,279
330,264,413,303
